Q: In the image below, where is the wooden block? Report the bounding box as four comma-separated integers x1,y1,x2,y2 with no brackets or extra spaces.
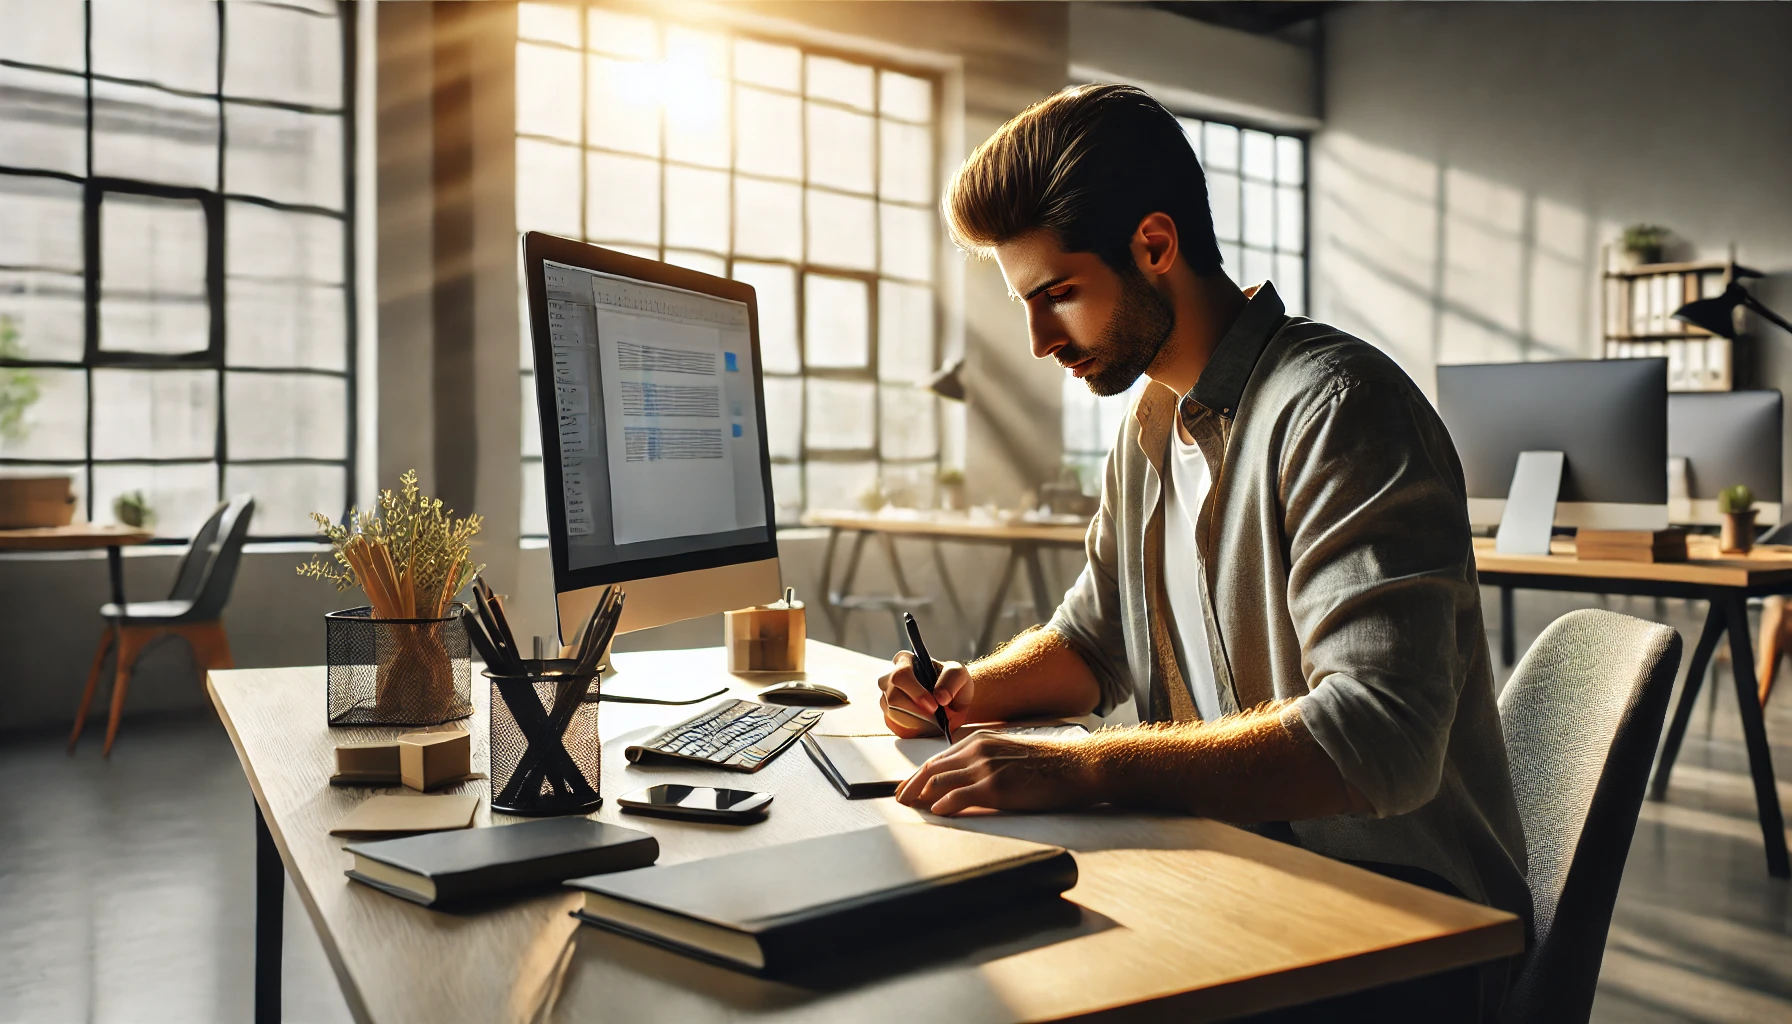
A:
724,604,806,672
398,729,471,791
1575,528,1688,563
336,740,400,776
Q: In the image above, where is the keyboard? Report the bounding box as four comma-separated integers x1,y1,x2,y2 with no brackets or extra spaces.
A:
624,699,826,772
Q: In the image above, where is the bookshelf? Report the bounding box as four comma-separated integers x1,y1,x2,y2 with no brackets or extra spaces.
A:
1601,250,1761,392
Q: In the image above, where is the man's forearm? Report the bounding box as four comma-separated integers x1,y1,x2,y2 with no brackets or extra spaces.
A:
1088,701,1371,822
960,628,1103,723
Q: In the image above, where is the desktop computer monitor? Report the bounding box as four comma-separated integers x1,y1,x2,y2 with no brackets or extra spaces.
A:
1669,390,1783,526
1435,357,1668,531
522,232,781,643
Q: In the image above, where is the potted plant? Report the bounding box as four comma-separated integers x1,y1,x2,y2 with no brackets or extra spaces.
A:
937,468,966,511
114,490,154,529
300,470,484,724
1621,224,1670,267
1719,484,1757,554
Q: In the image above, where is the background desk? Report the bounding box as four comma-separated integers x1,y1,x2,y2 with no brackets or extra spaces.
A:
804,511,1088,656
1474,537,1792,877
210,641,1520,1024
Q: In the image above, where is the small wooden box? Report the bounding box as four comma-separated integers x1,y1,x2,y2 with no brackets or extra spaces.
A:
398,728,471,791
724,601,806,673
1575,528,1688,563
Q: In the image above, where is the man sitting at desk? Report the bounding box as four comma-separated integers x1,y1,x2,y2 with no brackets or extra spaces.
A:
879,85,1529,1016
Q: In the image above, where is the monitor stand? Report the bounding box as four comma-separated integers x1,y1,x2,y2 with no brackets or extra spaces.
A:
1495,450,1563,556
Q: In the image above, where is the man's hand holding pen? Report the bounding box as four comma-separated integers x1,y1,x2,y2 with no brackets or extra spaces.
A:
877,650,974,740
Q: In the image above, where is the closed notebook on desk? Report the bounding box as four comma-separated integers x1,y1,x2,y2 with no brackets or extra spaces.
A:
568,823,1077,974
804,724,1090,799
346,817,658,909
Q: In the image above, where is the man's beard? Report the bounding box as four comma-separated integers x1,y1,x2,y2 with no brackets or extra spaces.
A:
1060,263,1176,398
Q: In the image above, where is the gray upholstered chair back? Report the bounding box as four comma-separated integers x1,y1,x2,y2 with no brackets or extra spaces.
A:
1498,609,1681,1024
166,495,255,621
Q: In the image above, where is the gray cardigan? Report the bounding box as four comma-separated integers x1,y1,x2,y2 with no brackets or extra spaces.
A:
1047,283,1530,927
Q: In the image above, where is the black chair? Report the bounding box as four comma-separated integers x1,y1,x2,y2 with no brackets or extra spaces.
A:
1498,608,1682,1023
68,495,255,755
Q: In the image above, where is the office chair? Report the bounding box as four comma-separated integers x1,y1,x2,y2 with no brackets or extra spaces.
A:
68,495,256,756
1497,609,1681,1024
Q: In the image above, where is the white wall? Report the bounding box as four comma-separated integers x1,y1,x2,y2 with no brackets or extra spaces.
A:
1312,2,1792,415
1069,1,1318,130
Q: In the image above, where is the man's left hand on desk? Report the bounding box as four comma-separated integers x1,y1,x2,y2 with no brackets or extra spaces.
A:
895,731,1100,816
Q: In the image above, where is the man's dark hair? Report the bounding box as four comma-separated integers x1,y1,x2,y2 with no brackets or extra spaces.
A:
944,84,1223,276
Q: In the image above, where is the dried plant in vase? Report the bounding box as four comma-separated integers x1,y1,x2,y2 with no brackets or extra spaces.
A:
299,470,484,718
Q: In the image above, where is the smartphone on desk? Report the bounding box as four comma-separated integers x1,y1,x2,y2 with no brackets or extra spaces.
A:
618,785,773,823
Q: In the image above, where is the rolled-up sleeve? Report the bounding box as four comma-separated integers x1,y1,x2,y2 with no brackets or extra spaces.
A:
1046,450,1134,717
1281,381,1479,817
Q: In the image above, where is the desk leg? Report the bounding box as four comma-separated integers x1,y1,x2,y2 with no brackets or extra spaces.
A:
1499,586,1515,667
1721,594,1790,878
1651,605,1725,801
929,541,971,659
976,548,1023,657
816,528,842,643
255,801,283,1024
1022,542,1054,623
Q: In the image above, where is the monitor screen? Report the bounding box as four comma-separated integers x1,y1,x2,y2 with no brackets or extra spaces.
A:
531,247,775,587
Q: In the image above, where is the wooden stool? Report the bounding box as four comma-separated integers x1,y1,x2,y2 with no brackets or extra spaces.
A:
69,620,235,756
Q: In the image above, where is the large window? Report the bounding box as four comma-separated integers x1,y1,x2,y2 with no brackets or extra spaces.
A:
0,0,356,540
515,3,941,532
1062,117,1306,490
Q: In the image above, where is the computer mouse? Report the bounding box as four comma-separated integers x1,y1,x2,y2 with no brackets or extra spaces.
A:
758,681,849,707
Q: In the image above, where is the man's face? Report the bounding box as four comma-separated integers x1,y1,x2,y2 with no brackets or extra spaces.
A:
994,230,1175,398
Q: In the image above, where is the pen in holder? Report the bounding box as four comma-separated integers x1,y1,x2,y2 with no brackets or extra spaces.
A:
484,658,605,816
724,587,806,673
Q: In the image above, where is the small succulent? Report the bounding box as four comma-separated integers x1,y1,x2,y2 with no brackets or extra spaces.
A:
937,468,965,487
114,490,153,529
1719,484,1756,515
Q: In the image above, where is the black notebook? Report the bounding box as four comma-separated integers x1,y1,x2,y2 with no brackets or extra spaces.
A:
567,823,1077,973
346,817,659,909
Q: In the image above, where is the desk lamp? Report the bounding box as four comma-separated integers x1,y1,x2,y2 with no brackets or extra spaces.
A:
925,358,966,401
1674,282,1792,340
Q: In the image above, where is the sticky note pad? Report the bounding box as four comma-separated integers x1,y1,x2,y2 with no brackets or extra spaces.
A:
724,351,739,372
732,423,743,438
330,794,478,836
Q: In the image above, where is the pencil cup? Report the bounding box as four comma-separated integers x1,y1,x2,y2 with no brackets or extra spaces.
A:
326,606,473,727
485,660,603,816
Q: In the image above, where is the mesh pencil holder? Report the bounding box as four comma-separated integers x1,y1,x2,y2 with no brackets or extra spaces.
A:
325,605,473,727
486,660,603,816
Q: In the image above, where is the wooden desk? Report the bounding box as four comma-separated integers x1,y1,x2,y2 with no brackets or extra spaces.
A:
1474,536,1792,877
803,511,1089,656
0,521,152,632
210,642,1521,1024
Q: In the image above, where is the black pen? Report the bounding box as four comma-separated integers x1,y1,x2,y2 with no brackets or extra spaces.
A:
902,612,953,743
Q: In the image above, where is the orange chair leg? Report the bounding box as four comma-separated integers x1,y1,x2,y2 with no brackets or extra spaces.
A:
68,626,117,752
1760,596,1788,706
103,627,159,758
174,621,235,684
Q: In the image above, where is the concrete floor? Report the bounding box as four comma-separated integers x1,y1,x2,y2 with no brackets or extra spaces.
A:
3,594,1792,1022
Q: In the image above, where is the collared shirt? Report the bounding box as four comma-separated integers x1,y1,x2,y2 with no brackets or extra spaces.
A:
1047,282,1531,930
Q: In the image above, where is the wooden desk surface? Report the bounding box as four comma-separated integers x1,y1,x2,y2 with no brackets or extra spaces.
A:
0,523,153,550
804,509,1089,545
1473,536,1792,589
209,643,1520,1024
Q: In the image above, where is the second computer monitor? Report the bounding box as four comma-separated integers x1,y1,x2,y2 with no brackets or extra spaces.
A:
1435,358,1668,531
1669,390,1783,526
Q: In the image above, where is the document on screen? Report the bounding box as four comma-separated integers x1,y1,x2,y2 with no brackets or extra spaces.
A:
596,311,741,545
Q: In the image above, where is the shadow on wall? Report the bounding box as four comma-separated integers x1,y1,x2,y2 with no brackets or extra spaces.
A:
1313,131,1605,398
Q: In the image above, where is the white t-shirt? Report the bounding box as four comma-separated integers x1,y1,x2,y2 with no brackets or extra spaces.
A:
1162,428,1222,721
